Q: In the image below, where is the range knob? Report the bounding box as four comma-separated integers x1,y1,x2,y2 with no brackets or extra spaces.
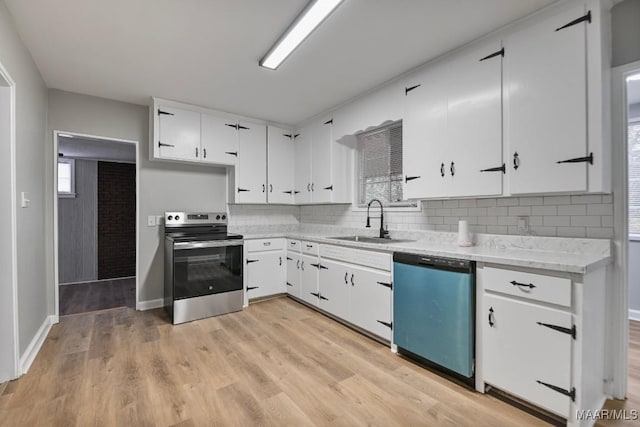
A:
167,215,173,220
221,215,226,220
216,215,221,220
174,215,180,220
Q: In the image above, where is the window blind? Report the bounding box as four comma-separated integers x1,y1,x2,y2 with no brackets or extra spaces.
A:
358,123,404,205
629,121,640,236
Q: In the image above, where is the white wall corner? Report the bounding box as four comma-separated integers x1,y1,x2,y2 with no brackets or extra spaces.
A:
137,298,164,311
629,309,640,322
19,315,55,375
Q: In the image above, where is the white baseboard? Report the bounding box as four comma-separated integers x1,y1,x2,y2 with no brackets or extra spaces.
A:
20,315,55,375
137,298,164,311
629,309,640,322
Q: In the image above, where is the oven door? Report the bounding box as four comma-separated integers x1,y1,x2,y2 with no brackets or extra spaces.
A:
173,240,243,299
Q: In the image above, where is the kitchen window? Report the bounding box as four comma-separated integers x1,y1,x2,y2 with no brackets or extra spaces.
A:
58,158,75,197
357,122,415,207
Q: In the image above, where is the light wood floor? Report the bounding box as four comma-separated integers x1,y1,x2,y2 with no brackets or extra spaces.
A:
0,297,636,426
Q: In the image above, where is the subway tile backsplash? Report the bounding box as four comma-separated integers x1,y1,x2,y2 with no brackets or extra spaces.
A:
228,194,614,239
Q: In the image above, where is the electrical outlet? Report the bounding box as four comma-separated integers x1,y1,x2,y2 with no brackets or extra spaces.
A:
156,215,164,225
147,215,156,227
517,216,529,234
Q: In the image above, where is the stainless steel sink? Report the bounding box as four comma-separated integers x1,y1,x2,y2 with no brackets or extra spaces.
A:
327,235,416,244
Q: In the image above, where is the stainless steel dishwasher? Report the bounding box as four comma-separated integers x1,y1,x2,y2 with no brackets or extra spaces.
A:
393,252,475,383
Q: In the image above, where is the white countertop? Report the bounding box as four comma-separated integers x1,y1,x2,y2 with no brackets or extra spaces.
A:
234,225,611,275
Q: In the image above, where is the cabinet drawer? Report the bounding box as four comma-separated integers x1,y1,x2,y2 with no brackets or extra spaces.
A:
245,238,285,253
287,239,301,253
301,241,319,255
483,266,571,307
483,294,572,417
320,244,391,271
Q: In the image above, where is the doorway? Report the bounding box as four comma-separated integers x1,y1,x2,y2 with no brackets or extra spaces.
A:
0,62,18,382
54,132,138,316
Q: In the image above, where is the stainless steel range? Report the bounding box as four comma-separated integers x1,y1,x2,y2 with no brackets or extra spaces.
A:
164,212,243,324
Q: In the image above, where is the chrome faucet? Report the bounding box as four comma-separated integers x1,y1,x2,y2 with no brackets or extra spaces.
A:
366,198,389,239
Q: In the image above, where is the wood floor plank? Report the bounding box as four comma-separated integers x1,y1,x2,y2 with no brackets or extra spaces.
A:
1,297,638,426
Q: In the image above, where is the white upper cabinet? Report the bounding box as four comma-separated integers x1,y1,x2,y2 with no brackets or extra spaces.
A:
200,113,239,166
505,4,589,194
311,118,334,203
403,40,503,200
294,127,313,204
155,105,201,161
447,40,504,198
267,126,295,204
235,121,267,203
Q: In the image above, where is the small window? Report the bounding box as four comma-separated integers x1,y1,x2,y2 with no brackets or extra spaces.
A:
357,122,413,207
629,119,640,237
58,158,75,197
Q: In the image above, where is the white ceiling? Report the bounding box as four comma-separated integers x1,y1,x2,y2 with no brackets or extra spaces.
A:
59,136,136,163
6,0,558,125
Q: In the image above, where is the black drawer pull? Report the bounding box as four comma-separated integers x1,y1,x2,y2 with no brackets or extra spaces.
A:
513,152,520,170
440,163,445,177
344,273,348,284
510,280,535,289
488,307,495,327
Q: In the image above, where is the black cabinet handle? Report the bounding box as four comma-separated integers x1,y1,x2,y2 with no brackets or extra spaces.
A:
262,184,266,193
319,294,328,301
510,280,535,289
405,84,421,95
450,161,455,176
246,286,259,291
225,123,239,130
279,257,282,266
293,134,300,139
440,163,445,177
480,164,506,174
237,188,250,193
310,292,320,299
513,152,520,170
377,281,392,289
350,274,355,286
246,259,259,264
311,183,315,191
324,119,333,125
479,47,505,61
377,320,392,329
225,151,238,157
555,10,591,32
323,185,333,191
537,322,576,339
307,183,311,192
536,381,576,402
488,307,495,327
284,190,292,194
296,260,300,269
158,142,175,148
286,256,292,261
310,263,320,269
319,264,328,270
300,261,304,271
158,109,174,116
195,147,199,158
269,184,273,193
294,191,300,194
557,152,593,165
405,176,421,183
344,273,348,284
286,282,293,287
238,125,250,130
203,148,207,158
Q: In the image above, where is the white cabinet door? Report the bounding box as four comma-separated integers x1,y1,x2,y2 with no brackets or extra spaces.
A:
267,127,295,204
318,259,350,320
286,252,302,297
483,294,572,417
299,254,319,306
447,40,503,198
349,265,392,341
294,130,312,204
505,5,588,194
200,113,239,165
236,122,267,203
157,106,201,161
311,118,333,203
245,251,285,300
402,63,450,199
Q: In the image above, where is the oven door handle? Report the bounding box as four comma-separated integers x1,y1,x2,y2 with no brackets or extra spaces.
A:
174,240,244,250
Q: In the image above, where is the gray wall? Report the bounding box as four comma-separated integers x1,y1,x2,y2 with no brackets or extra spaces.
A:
0,2,48,358
46,90,228,303
58,160,97,284
612,0,640,67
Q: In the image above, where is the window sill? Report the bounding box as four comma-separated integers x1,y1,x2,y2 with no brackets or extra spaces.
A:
352,203,421,213
58,192,76,199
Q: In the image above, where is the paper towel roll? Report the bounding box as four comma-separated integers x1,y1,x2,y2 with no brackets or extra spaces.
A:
458,220,473,247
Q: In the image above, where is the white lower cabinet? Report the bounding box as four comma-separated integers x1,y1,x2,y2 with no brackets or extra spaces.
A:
287,243,392,341
244,239,286,304
478,264,607,425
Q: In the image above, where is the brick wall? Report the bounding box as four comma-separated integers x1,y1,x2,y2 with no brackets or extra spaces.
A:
97,161,136,279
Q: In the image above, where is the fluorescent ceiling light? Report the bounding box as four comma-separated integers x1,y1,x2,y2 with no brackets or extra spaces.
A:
260,0,344,70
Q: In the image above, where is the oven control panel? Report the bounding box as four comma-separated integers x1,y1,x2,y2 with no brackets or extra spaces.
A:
165,212,227,226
